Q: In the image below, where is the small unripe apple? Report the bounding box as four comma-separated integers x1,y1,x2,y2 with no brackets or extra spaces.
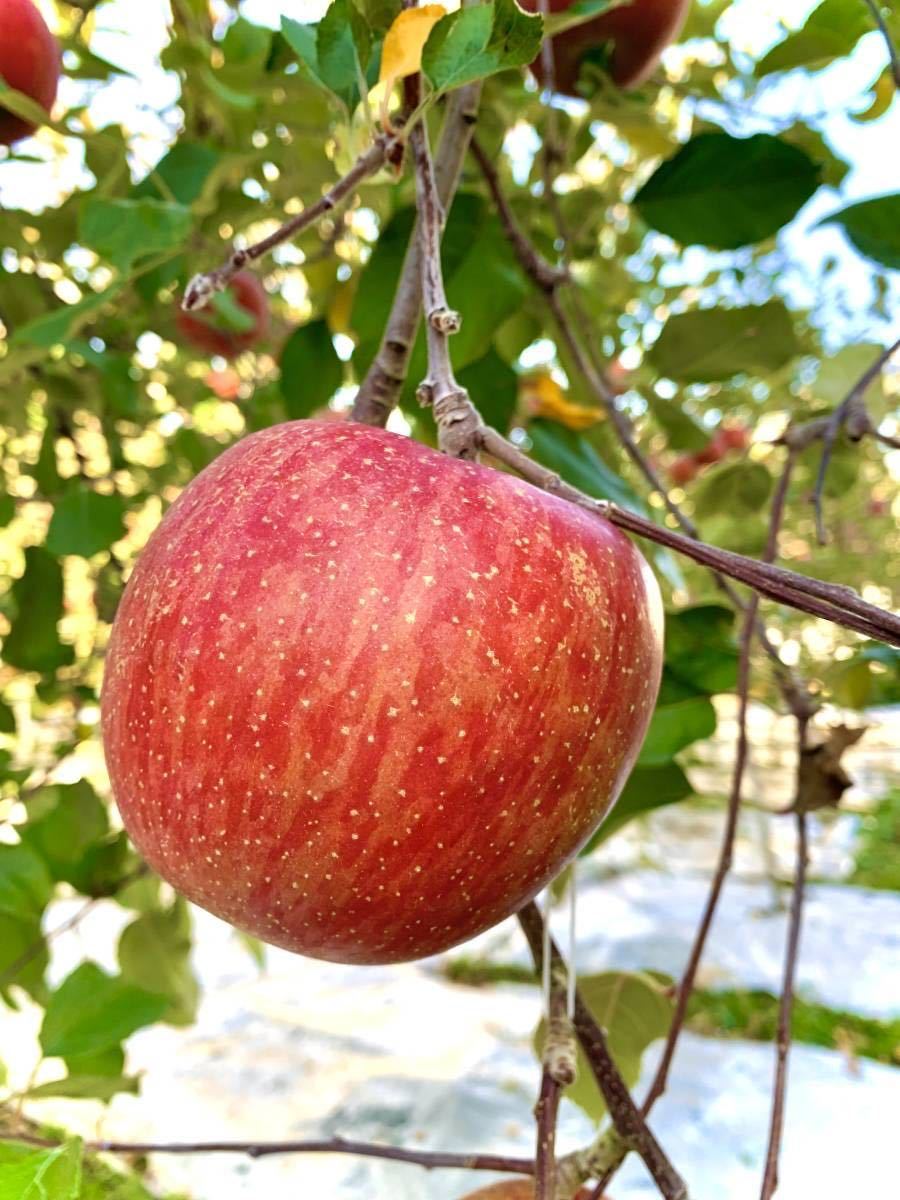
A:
176,271,269,359
0,0,61,147
523,0,692,96
668,455,699,486
102,422,663,964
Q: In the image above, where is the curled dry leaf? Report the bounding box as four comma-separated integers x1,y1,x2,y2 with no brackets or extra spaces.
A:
792,724,867,813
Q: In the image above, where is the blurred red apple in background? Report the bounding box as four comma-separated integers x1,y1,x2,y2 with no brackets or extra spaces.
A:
102,421,663,965
0,0,61,146
523,0,692,96
176,270,269,359
668,455,699,486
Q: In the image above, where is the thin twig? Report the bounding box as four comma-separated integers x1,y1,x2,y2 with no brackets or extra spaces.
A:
535,964,577,1200
760,737,810,1200
470,136,818,710
408,92,481,459
863,0,900,89
182,131,402,312
477,426,900,646
518,904,688,1200
0,1131,533,1175
352,84,482,426
793,334,900,544
590,452,799,1199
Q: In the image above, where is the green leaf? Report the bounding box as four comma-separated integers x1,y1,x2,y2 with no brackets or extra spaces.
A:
0,1139,82,1200
2,547,74,673
45,488,126,558
133,142,221,207
819,194,900,270
79,198,192,272
118,901,199,1027
638,697,717,766
0,494,15,526
649,302,800,383
757,0,871,76
18,782,109,886
0,844,53,920
665,604,740,694
64,1045,125,1079
40,963,168,1058
585,763,693,849
535,971,672,1122
634,133,821,250
283,0,375,111
422,0,543,93
25,1074,140,1102
457,348,518,432
279,320,343,419
0,700,14,734
693,462,773,520
528,420,647,514
32,424,61,496
646,394,708,452
10,283,125,350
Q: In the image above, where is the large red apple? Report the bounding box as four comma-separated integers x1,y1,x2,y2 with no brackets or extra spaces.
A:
101,421,663,964
176,270,269,359
523,0,692,96
0,0,61,147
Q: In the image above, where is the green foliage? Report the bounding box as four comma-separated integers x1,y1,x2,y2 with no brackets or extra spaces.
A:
848,791,900,891
686,988,900,1066
649,302,801,383
820,193,900,270
634,133,822,250
534,972,674,1122
756,0,873,77
0,1138,82,1200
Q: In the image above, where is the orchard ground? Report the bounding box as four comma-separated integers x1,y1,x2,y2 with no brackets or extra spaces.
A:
3,701,898,1200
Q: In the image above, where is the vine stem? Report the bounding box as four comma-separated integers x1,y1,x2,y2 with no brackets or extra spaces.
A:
590,452,799,1198
0,1131,533,1175
181,131,403,313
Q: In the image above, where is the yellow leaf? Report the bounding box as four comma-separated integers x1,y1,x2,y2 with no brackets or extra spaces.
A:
853,69,895,123
379,5,447,90
519,371,605,431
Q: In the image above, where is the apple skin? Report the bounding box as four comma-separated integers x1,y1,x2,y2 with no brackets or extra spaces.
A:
0,0,61,147
101,421,663,965
523,0,692,96
176,270,269,359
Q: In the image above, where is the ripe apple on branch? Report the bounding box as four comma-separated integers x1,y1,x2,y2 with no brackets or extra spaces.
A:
102,421,664,964
0,0,60,146
521,0,692,96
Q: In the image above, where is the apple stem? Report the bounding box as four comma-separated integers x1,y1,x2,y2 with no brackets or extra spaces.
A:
353,83,483,428
181,130,403,314
408,87,484,460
